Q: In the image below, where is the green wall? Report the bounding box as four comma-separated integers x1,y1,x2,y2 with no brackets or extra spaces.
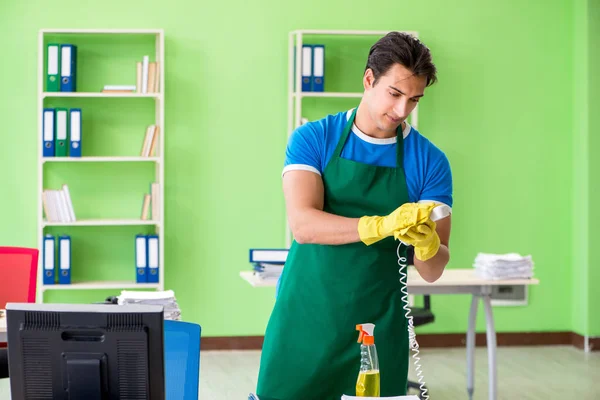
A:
0,0,595,338
588,0,600,337
572,0,589,339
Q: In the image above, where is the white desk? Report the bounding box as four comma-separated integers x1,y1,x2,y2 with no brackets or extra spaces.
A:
0,311,5,343
240,268,540,400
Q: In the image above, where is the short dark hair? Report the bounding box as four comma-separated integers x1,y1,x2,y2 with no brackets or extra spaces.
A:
365,31,438,87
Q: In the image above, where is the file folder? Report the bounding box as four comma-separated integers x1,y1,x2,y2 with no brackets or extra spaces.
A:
249,248,289,264
55,108,68,157
43,108,55,157
60,44,77,92
69,108,82,157
312,45,324,92
46,44,60,92
43,234,56,284
302,45,313,92
147,234,159,283
135,234,148,283
58,235,71,284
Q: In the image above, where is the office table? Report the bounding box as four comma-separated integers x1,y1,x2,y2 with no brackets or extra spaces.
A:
240,268,540,400
0,311,5,343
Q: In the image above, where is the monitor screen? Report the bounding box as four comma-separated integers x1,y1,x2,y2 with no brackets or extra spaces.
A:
6,302,165,400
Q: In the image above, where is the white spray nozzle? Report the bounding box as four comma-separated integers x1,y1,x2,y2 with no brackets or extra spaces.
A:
356,323,375,344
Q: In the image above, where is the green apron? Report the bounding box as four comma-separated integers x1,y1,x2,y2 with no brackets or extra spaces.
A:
257,107,410,400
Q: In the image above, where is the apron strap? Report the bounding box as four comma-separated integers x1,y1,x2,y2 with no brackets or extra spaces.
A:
332,107,405,168
396,122,404,168
332,108,357,158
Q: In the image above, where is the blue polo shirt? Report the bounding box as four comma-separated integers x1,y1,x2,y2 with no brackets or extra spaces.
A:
283,108,453,209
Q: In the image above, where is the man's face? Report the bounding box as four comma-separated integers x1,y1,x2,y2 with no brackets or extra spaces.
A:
363,63,428,134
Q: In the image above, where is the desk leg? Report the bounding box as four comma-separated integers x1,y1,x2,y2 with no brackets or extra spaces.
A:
466,295,478,400
482,294,497,400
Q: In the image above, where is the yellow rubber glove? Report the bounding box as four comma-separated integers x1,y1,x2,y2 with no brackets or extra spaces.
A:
394,218,441,261
357,202,437,246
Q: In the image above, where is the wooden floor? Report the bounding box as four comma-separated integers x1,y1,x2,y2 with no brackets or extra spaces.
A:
0,345,598,399
199,346,600,400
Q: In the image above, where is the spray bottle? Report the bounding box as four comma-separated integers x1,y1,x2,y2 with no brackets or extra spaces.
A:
355,323,380,397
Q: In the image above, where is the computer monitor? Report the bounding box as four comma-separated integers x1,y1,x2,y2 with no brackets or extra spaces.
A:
5,302,165,400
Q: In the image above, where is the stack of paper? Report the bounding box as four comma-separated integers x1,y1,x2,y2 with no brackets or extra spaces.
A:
473,252,534,280
117,290,181,321
253,263,284,280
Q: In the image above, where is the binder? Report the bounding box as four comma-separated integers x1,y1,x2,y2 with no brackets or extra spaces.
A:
301,45,312,92
43,234,56,284
55,108,68,157
147,234,159,283
249,248,289,264
46,44,60,92
60,44,77,92
312,45,325,92
42,108,55,157
58,235,71,284
135,234,148,283
69,108,82,157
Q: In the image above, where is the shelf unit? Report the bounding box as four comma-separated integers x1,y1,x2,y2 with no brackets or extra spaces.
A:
42,156,160,163
43,92,161,98
285,29,420,247
37,28,165,300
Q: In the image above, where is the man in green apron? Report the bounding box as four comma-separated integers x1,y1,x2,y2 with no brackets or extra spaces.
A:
256,31,452,400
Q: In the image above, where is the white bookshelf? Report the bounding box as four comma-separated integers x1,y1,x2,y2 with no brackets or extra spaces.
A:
285,29,420,247
293,92,363,98
37,28,165,300
43,92,161,98
43,156,160,163
41,281,161,292
42,219,160,227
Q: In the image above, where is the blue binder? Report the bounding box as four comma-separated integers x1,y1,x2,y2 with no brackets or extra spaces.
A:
42,108,55,157
312,45,325,92
69,108,82,157
301,45,312,92
135,234,148,283
249,248,289,264
42,234,55,284
58,235,71,284
60,44,77,92
147,234,159,283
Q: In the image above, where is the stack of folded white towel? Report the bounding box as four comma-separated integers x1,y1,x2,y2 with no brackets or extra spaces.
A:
473,252,534,280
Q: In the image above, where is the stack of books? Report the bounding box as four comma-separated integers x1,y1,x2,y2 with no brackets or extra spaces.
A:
42,184,76,223
101,55,160,94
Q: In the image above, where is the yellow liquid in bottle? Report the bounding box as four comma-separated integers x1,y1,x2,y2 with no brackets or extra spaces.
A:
356,370,380,397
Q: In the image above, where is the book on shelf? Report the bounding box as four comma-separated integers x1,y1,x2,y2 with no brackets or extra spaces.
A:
137,55,160,94
140,182,160,221
141,124,160,157
101,55,160,94
141,194,151,220
102,84,136,93
42,184,76,223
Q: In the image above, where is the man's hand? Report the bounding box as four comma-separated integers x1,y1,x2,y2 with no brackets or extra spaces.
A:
395,219,440,261
357,202,437,246
412,214,451,283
